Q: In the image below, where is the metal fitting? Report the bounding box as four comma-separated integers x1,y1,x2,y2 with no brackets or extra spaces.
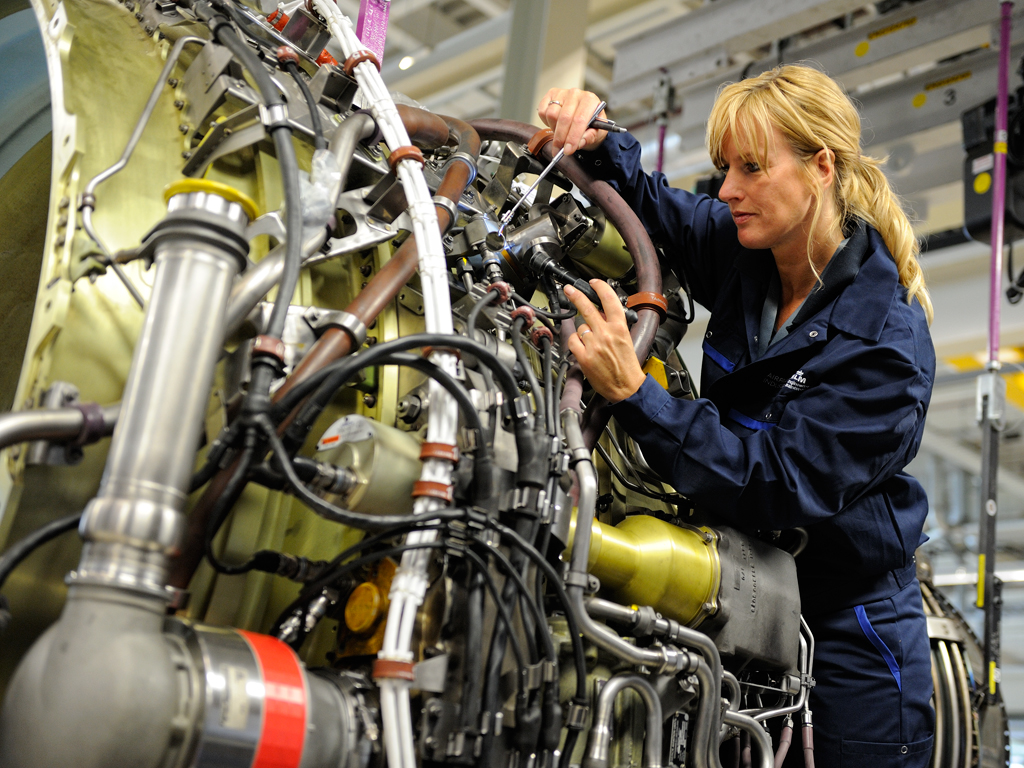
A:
259,102,291,130
304,307,368,348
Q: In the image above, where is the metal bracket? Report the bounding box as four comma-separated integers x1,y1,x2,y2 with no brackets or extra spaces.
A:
303,307,368,347
976,370,1007,427
566,702,589,729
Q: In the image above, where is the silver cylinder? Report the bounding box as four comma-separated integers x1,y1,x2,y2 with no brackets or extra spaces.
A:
582,674,663,768
71,189,249,599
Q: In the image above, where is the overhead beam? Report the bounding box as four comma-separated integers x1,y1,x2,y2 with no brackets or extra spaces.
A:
381,11,510,97
500,0,551,123
610,0,870,106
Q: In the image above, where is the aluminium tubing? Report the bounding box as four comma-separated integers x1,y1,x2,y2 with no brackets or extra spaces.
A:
723,711,772,768
469,119,663,448
76,191,249,599
0,406,118,452
562,411,690,673
582,674,663,768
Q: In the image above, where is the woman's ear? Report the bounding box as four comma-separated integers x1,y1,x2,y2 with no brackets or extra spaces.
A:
814,147,836,190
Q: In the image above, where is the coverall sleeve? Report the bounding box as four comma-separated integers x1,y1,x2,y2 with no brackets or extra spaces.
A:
610,328,932,531
578,134,744,309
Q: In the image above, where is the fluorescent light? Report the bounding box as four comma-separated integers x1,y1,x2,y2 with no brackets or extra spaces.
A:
399,56,415,70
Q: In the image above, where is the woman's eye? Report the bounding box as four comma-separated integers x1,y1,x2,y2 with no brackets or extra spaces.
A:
745,163,760,173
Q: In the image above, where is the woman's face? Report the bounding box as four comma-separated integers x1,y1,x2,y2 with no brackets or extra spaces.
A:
717,125,821,259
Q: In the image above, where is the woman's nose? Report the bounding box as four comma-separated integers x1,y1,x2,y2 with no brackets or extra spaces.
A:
717,170,740,203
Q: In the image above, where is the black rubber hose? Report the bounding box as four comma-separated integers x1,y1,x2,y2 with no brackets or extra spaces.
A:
479,515,538,766
259,416,465,531
275,332,522,423
205,444,257,574
198,6,303,411
489,519,587,701
467,287,501,339
510,316,545,430
511,290,575,321
0,512,82,593
461,570,486,733
542,336,556,437
283,60,326,151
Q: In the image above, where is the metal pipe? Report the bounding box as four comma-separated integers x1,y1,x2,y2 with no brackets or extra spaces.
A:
73,189,250,599
79,35,207,308
0,406,118,451
979,0,1014,705
693,659,725,768
562,411,690,673
722,711,772,768
582,674,663,768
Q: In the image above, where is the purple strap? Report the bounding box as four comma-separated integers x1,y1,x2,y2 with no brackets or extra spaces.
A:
356,0,389,65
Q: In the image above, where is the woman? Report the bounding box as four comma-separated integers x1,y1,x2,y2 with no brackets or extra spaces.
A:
540,66,935,766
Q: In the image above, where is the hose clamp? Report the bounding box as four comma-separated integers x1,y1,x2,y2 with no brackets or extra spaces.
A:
431,195,459,231
566,701,589,729
259,103,291,131
442,152,478,185
304,307,368,348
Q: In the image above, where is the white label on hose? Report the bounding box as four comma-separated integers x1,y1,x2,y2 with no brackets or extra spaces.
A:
317,415,374,450
973,153,994,174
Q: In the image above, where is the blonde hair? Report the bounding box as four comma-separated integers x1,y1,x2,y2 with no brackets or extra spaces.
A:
706,65,933,324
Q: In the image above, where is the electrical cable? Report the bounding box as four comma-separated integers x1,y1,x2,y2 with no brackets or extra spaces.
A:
274,332,522,421
0,512,83,593
511,290,576,321
511,316,545,430
259,416,463,530
196,1,304,414
467,287,501,340
283,60,326,151
205,443,258,574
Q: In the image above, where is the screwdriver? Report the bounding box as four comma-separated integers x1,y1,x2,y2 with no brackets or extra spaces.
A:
498,99,609,235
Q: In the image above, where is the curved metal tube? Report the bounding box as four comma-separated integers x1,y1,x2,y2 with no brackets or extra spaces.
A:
0,406,118,451
582,674,663,768
693,659,725,768
722,711,772,768
562,410,690,672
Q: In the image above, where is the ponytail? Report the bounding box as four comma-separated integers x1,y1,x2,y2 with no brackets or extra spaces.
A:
840,155,933,324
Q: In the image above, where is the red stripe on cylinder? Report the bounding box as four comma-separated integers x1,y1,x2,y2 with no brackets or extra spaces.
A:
239,631,307,768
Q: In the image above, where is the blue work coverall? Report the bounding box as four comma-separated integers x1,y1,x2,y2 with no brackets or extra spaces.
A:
578,133,936,765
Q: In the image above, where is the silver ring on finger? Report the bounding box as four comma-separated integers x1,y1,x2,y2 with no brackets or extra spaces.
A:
578,328,593,340
548,100,562,106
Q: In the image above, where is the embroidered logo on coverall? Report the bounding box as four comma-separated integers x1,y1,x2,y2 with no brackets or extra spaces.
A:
784,370,809,392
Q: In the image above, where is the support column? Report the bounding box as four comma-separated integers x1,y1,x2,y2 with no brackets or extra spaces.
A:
500,0,587,125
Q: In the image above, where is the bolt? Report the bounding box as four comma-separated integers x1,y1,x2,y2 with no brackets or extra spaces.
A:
182,151,192,159
57,213,68,228
144,24,153,35
134,12,143,20
363,394,377,408
173,99,184,110
359,264,372,276
178,123,190,134
223,128,233,136
366,336,377,345
124,0,133,8
427,700,443,716
10,446,20,460
167,77,178,87
58,196,70,210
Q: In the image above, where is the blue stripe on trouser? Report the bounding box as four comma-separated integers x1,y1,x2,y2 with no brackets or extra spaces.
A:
854,604,902,691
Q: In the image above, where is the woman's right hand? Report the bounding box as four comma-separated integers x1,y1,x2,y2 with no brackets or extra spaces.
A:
536,88,609,155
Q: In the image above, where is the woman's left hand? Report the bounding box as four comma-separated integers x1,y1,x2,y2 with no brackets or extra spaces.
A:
564,280,647,403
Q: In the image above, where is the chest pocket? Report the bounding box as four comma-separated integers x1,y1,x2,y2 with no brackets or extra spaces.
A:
716,358,820,435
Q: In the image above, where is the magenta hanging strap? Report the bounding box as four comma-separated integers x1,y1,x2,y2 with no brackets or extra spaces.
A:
989,2,1014,365
356,0,390,65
